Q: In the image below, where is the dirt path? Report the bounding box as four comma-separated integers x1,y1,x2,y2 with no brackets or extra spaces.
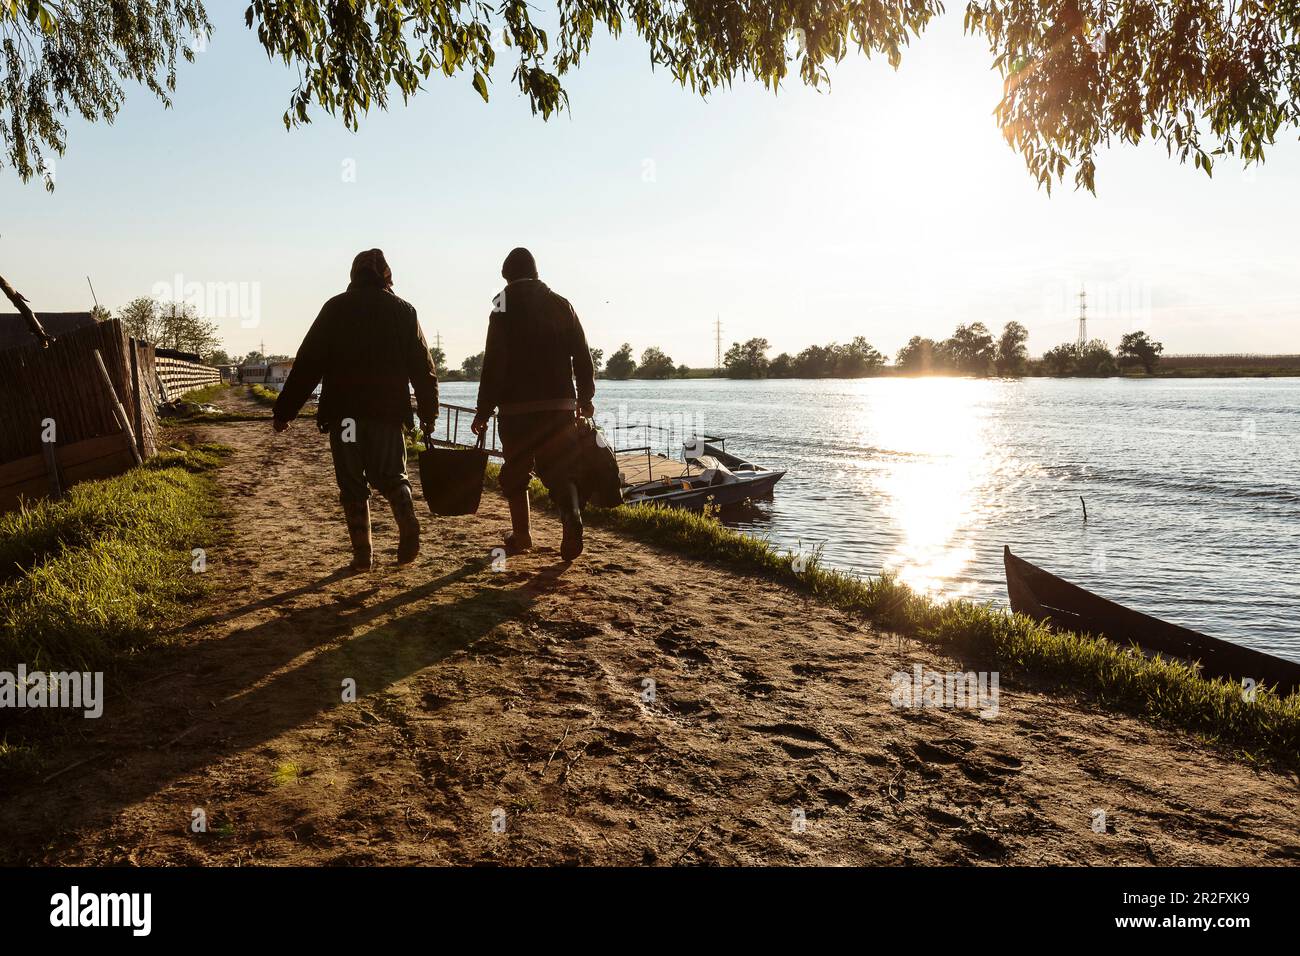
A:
2,391,1298,865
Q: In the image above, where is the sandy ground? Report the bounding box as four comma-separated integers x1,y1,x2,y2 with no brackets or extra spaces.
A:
1,391,1298,866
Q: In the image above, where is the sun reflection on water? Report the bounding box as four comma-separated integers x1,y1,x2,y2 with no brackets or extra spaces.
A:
866,379,1000,598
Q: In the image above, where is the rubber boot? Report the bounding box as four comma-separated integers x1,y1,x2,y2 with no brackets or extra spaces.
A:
504,491,532,555
341,499,373,572
386,484,421,564
555,481,585,561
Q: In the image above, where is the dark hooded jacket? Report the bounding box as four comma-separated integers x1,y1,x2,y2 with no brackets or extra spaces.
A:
475,278,595,416
273,282,439,429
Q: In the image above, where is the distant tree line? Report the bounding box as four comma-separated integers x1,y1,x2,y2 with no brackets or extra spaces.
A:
97,294,320,369
434,327,1166,382
1039,331,1164,376
720,325,1164,379
722,326,1021,379
598,343,690,380
113,296,223,359
893,322,1030,376
436,343,690,382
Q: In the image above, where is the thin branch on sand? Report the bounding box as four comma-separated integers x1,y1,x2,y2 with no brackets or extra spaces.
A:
671,823,709,866
42,751,108,784
540,723,570,777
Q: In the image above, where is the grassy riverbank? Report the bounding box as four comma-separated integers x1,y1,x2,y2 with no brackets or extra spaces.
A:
491,466,1300,767
0,442,230,675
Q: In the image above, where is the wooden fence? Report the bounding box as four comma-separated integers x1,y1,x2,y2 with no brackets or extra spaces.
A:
0,319,160,513
156,350,222,399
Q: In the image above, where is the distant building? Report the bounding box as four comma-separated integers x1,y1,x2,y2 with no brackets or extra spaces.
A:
268,360,294,385
239,362,270,384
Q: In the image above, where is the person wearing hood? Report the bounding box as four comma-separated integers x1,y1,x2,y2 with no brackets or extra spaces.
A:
471,247,595,560
272,249,439,572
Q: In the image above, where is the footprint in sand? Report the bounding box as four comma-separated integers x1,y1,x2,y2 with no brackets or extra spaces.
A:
956,829,1009,860
746,722,841,759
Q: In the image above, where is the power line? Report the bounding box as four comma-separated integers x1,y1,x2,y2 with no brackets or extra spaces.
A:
714,315,723,373
1077,285,1088,349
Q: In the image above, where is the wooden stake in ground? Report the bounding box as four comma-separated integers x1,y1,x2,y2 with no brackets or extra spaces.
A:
93,348,144,466
41,434,64,499
0,273,53,347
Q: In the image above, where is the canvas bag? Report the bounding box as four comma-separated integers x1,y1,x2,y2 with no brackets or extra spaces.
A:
573,417,623,508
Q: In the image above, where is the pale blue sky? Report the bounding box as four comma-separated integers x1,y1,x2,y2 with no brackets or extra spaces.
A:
3,5,1297,366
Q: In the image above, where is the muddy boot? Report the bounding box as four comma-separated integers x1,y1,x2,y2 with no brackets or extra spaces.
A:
342,499,373,572
386,484,421,565
555,481,584,561
504,491,532,555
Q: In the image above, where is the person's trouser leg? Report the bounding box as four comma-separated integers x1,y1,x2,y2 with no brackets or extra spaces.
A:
385,483,420,564
497,415,537,554
340,499,373,571
359,419,420,565
330,425,373,571
553,479,584,560
533,412,585,561
504,489,532,554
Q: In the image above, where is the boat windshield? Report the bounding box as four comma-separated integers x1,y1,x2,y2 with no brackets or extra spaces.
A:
695,456,738,485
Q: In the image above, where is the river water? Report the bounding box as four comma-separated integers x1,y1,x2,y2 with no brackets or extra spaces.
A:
439,377,1300,662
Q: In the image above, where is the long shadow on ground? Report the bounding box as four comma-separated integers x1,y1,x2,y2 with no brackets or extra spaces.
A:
0,561,574,863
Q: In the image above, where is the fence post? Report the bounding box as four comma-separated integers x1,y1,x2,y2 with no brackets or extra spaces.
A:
129,340,147,459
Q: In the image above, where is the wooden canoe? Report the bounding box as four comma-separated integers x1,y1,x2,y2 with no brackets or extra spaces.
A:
1003,546,1300,696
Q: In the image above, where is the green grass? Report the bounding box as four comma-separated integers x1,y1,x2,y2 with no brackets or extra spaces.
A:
179,382,231,405
248,384,280,406
157,383,273,423
271,761,304,786
486,464,1300,768
0,443,230,674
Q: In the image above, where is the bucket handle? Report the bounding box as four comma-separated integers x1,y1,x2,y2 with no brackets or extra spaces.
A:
420,427,486,452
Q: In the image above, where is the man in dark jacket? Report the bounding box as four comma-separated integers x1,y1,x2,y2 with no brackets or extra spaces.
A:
272,249,439,571
471,247,595,560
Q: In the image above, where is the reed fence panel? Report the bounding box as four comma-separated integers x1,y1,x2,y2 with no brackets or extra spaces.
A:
0,319,160,510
